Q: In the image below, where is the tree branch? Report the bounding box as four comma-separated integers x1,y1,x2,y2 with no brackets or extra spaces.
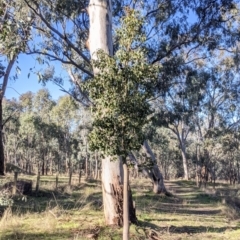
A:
24,0,91,66
0,55,17,99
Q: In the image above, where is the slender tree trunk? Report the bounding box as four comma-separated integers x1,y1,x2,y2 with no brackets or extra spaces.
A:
123,161,129,240
36,170,40,193
50,157,53,175
89,156,92,178
65,152,68,175
56,171,59,189
0,98,4,175
196,144,200,187
14,140,17,165
78,169,81,184
12,171,18,195
95,151,98,179
213,165,216,189
45,159,48,176
6,149,9,166
56,158,60,189
142,140,167,194
68,164,72,186
174,124,189,180
181,145,188,180
42,154,45,176
85,155,88,179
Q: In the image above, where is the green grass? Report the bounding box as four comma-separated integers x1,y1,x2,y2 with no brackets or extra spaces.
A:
0,174,240,239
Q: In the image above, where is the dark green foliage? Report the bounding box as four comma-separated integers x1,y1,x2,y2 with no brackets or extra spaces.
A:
86,10,159,159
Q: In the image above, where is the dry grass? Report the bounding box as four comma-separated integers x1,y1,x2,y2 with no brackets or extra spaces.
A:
0,175,240,240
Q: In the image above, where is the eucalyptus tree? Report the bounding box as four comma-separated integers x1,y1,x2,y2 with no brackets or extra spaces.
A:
51,95,80,181
13,89,55,174
31,89,56,174
87,0,133,228
19,91,34,113
145,125,181,180
154,68,209,179
74,106,92,178
220,131,240,184
0,0,33,175
190,55,240,185
18,113,38,171
196,64,240,139
1,94,31,172
3,90,79,178
2,98,21,166
87,8,159,233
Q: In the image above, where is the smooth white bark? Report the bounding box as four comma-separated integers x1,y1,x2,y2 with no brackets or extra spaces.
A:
88,0,113,64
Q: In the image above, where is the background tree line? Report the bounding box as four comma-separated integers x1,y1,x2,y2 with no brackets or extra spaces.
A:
3,83,240,187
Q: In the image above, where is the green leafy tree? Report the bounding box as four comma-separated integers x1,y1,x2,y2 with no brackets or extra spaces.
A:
51,95,80,183
155,68,209,179
86,9,158,238
2,98,21,167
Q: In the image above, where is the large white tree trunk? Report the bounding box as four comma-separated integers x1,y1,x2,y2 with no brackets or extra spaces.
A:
101,157,124,225
88,0,136,226
88,0,113,67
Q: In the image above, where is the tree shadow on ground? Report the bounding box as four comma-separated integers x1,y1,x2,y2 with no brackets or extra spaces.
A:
151,206,222,215
137,219,239,234
0,180,103,216
0,230,72,240
161,225,239,234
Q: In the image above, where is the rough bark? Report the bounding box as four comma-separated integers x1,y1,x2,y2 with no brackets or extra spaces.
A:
101,157,137,226
101,157,123,225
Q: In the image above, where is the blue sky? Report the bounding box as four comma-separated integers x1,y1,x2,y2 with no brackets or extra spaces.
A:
5,53,71,101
